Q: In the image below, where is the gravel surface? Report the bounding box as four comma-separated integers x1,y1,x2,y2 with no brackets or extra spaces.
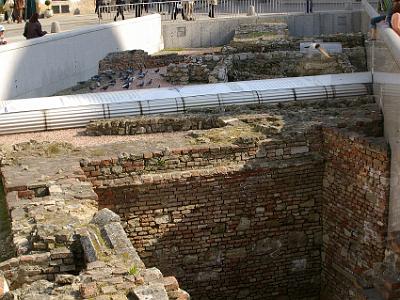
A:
0,128,189,147
0,128,198,159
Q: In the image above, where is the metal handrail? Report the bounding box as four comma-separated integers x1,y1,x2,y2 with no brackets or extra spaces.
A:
98,0,365,22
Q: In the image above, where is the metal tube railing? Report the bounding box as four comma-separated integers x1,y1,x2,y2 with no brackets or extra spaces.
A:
98,0,365,22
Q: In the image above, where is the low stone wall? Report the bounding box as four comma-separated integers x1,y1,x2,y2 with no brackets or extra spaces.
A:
227,32,366,53
85,114,226,136
228,51,356,81
0,248,77,289
99,50,185,73
81,132,321,186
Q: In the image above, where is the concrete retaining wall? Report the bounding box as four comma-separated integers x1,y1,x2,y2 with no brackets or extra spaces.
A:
162,11,362,49
0,14,163,101
162,15,286,49
287,11,362,36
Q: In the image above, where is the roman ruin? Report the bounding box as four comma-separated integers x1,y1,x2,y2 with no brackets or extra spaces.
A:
0,4,399,300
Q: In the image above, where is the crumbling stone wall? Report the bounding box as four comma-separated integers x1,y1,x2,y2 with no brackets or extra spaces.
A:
99,50,185,73
320,128,390,300
228,52,355,81
0,157,190,300
85,114,225,136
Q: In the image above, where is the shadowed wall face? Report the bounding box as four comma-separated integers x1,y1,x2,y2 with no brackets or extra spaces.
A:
98,157,324,299
320,128,389,300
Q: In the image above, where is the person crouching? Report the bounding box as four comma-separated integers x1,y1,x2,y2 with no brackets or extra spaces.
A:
23,13,47,40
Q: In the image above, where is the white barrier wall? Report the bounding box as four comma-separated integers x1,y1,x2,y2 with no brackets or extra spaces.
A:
362,0,400,234
0,14,163,101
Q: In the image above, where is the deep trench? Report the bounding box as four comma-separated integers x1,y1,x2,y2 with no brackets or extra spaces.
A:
0,181,15,262
90,122,389,300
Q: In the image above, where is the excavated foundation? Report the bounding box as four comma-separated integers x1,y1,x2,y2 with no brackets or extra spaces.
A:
77,98,389,300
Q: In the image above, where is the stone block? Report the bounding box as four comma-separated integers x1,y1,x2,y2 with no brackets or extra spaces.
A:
60,264,76,272
0,276,10,297
237,217,251,231
183,255,198,265
290,146,309,154
291,258,307,272
142,268,163,284
91,208,121,228
100,285,117,294
80,282,98,298
254,237,282,255
130,283,169,300
163,276,179,292
50,247,73,259
80,230,99,264
55,274,76,285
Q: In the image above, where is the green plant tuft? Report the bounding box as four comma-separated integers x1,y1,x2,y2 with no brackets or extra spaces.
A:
128,265,139,275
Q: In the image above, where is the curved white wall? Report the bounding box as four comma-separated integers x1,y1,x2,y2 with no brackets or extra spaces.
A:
0,14,163,101
362,0,400,234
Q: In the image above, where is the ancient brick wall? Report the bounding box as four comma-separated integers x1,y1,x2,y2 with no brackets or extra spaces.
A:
84,131,324,299
79,111,390,299
96,159,324,300
320,128,390,300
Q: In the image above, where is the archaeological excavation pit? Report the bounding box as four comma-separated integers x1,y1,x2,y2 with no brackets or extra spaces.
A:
0,96,391,300
79,97,388,299
0,14,398,299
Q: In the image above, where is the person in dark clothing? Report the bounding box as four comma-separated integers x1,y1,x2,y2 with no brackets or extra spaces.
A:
23,12,47,39
208,0,217,18
132,0,142,17
114,0,125,21
25,0,36,21
95,0,104,19
306,0,313,13
143,0,148,13
14,0,24,23
171,1,182,20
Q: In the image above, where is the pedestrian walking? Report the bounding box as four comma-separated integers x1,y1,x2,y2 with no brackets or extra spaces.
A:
208,0,217,18
171,1,182,20
95,0,104,19
306,0,313,13
114,0,125,21
14,0,25,23
132,0,143,17
3,0,14,24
